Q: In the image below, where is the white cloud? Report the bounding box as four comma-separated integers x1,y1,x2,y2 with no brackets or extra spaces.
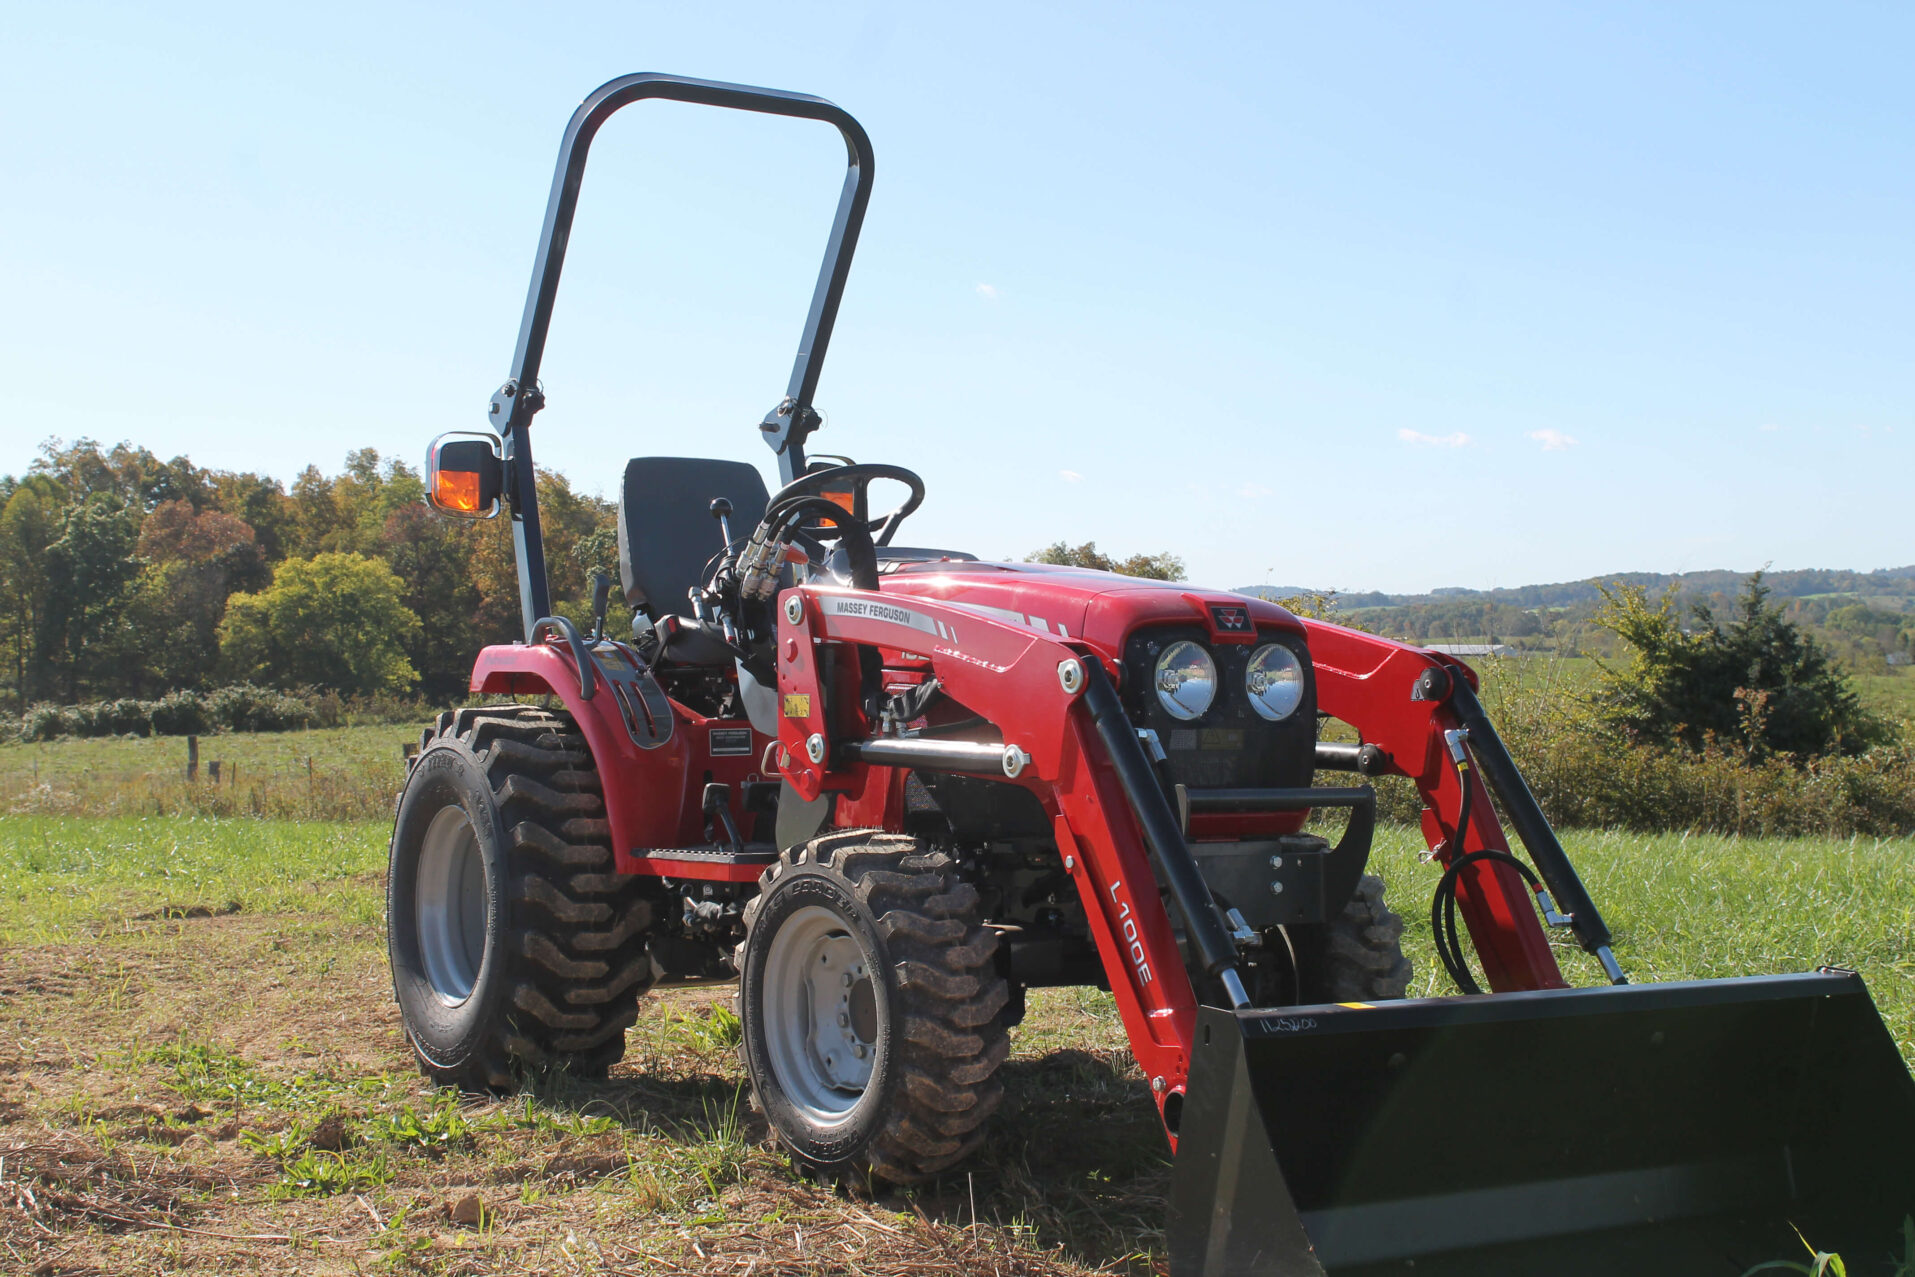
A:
1397,428,1472,448
1059,469,1082,483
1758,423,1780,433
975,282,999,300
1237,482,1271,499
1528,428,1578,451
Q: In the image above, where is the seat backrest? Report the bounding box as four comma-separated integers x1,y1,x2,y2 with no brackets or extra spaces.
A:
617,457,770,616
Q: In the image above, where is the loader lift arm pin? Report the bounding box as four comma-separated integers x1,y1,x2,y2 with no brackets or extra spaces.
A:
1078,656,1252,1009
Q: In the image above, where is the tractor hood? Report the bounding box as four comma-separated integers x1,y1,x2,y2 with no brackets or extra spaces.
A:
879,559,1304,657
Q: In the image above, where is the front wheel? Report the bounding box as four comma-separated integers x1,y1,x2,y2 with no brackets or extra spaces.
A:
736,831,1009,1183
1292,872,1413,1003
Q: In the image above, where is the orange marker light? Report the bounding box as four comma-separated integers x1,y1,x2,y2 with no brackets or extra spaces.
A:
424,434,502,518
434,469,484,514
813,488,854,528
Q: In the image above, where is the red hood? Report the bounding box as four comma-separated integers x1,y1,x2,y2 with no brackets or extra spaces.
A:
878,559,1302,655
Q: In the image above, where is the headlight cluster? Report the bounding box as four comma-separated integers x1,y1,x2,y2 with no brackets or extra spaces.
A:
1152,640,1303,722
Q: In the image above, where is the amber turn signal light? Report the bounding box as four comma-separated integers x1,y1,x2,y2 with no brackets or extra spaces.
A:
426,434,504,519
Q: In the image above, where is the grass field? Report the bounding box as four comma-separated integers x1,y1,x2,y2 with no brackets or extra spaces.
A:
0,724,416,821
2,811,1910,1274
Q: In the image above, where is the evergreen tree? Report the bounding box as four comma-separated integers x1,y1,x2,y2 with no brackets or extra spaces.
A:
1593,572,1885,760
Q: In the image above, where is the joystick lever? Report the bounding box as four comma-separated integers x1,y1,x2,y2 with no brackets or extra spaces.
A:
589,571,612,643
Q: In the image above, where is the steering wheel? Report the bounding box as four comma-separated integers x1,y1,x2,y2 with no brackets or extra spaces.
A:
767,463,925,548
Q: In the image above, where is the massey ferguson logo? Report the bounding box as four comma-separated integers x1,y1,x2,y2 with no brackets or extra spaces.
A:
1210,605,1252,633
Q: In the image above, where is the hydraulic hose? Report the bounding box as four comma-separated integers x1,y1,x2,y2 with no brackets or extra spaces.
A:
1428,729,1584,994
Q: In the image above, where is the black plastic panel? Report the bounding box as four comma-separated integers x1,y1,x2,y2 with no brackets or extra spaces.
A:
1121,626,1316,792
617,457,770,615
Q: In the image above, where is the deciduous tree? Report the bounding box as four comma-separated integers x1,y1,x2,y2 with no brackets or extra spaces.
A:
218,552,422,696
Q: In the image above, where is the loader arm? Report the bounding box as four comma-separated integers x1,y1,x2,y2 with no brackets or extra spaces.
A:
770,586,1611,1124
1300,620,1573,992
774,584,1205,1094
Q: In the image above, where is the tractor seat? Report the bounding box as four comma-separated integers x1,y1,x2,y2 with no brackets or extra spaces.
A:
617,456,770,620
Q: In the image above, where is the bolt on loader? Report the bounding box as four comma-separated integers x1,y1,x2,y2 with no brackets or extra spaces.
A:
390,73,1915,1275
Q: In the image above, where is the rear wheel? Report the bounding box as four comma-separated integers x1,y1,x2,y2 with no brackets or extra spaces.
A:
737,831,1009,1183
387,706,655,1089
1294,872,1413,1003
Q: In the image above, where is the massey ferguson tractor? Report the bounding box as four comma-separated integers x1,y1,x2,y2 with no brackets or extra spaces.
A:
389,73,1915,1275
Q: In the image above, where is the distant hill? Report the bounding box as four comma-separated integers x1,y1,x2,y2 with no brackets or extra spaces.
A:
1239,566,1915,612
1239,565,1915,663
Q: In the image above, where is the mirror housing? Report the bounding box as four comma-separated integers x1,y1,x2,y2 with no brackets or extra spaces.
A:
426,433,504,518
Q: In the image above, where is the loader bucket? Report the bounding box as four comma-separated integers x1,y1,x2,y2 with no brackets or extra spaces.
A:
1167,970,1915,1277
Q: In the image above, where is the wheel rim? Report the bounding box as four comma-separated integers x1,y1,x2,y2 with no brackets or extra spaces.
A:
416,805,488,1005
763,904,879,1125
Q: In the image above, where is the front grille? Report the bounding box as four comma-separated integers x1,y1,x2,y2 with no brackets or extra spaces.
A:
1119,626,1316,792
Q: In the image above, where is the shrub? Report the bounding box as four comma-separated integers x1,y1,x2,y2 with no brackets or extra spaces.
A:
1487,665,1915,838
148,690,210,736
1592,573,1888,760
18,702,65,742
202,684,315,733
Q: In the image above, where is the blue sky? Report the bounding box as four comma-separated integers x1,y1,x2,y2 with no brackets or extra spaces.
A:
3,2,1909,594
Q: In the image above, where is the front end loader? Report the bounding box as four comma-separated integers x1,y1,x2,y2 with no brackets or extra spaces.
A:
389,73,1915,1275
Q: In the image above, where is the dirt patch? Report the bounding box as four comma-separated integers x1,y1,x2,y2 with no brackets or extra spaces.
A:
131,900,243,922
0,896,1159,1275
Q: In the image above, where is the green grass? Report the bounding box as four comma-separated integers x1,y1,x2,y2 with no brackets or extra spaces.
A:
0,815,386,943
3,813,1906,1063
0,723,416,820
1369,823,1915,1063
1860,671,1915,725
1,811,1910,1273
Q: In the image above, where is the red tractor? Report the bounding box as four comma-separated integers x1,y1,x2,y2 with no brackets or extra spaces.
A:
390,74,1915,1275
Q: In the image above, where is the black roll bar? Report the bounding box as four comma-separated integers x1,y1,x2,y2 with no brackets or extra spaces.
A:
492,73,875,640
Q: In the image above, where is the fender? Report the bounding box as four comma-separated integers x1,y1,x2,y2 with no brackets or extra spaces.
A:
470,643,770,880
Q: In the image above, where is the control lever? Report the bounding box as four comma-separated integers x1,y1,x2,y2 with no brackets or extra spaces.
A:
589,572,612,642
710,497,735,557
702,782,744,853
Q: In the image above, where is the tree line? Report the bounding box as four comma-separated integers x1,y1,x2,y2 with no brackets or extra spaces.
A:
0,439,617,711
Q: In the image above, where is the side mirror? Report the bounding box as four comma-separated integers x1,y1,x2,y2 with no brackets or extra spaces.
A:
426,433,504,518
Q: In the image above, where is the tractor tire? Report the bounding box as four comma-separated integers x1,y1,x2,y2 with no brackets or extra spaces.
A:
387,705,654,1091
1295,873,1413,1003
736,831,1009,1185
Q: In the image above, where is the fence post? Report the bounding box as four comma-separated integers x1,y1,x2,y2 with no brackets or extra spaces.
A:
209,760,221,784
187,736,199,781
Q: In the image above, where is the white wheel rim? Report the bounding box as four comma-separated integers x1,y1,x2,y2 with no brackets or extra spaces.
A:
763,904,880,1125
417,805,488,1005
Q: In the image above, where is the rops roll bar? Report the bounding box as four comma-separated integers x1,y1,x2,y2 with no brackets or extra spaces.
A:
489,73,875,640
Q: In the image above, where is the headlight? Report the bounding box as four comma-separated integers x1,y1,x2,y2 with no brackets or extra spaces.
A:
1154,641,1217,721
1245,643,1305,721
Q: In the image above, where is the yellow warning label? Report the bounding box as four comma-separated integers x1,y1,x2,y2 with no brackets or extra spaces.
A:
1336,1002,1374,1010
782,693,812,719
